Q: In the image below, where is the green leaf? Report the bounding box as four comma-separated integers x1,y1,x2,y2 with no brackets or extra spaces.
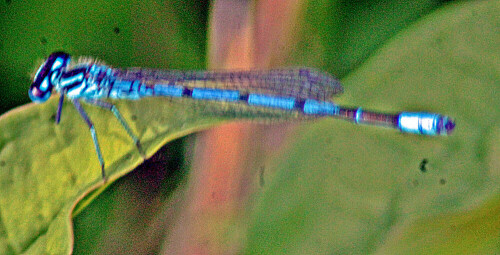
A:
245,0,500,254
0,67,299,254
0,0,213,254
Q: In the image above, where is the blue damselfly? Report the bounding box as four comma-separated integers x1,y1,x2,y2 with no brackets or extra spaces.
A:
29,52,455,181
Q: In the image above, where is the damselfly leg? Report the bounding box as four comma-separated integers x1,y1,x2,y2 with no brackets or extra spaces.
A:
84,99,145,159
71,99,107,182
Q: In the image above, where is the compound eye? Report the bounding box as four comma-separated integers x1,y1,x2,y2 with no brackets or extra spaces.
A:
33,64,45,81
29,78,52,103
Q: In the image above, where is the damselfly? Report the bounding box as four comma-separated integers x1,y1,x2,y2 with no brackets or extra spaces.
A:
29,52,455,181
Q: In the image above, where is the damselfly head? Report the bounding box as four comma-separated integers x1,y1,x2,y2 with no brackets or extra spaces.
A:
29,52,70,103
